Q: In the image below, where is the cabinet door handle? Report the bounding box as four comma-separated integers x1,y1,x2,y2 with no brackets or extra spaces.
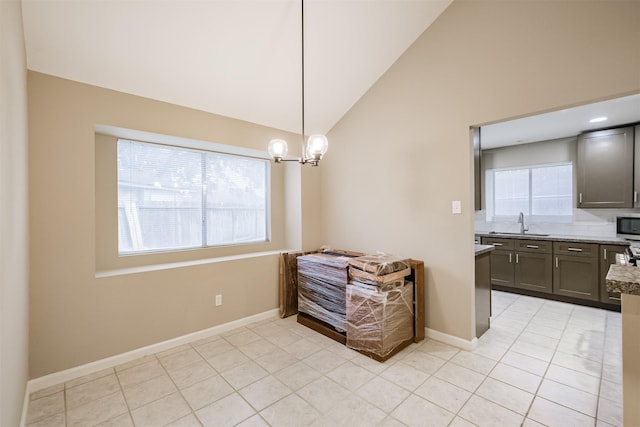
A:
604,248,608,260
509,253,512,263
493,243,503,246
635,191,638,204
579,193,582,204
567,247,583,252
555,257,558,268
516,254,519,264
526,245,539,249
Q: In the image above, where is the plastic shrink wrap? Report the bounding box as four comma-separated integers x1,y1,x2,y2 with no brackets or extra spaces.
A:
346,281,414,357
348,254,411,285
279,251,319,318
347,254,411,276
297,253,352,332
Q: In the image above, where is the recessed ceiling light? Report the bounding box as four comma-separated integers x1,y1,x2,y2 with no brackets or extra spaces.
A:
589,116,607,123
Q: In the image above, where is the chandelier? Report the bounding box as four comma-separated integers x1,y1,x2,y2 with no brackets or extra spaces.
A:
268,0,328,167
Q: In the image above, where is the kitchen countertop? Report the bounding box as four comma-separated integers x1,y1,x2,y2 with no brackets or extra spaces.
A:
476,232,629,246
607,264,640,296
474,244,494,257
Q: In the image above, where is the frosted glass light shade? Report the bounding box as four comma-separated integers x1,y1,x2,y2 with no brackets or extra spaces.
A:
306,134,328,160
268,139,288,160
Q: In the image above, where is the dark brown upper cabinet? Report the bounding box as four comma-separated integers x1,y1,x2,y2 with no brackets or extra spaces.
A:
577,126,634,208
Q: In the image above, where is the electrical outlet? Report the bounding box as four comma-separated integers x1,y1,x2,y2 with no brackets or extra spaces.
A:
215,294,222,306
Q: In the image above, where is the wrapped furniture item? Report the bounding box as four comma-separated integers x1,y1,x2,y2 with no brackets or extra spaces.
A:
297,252,353,332
346,254,414,360
279,250,319,318
346,281,414,358
287,248,425,361
348,254,411,276
349,268,411,286
348,254,411,286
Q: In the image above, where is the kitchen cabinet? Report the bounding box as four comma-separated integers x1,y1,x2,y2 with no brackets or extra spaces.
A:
513,240,553,294
577,127,634,208
475,248,492,338
482,234,627,308
474,127,482,211
553,241,599,301
600,244,626,305
481,237,552,293
482,237,514,287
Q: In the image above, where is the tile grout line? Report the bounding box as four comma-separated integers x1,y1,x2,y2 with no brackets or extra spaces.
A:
163,322,286,425
517,298,617,424
401,293,537,426
476,294,608,424
485,294,551,425
154,343,205,427
197,326,280,424
205,319,308,426
112,362,137,427
26,293,620,427
594,310,618,425
64,374,68,427
519,297,575,425
227,327,294,426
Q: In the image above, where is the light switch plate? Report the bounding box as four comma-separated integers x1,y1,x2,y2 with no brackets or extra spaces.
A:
452,200,462,214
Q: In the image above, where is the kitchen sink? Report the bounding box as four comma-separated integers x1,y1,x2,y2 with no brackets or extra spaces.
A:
488,231,549,237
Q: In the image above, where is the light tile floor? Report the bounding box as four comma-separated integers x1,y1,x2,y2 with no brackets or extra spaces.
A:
26,291,623,427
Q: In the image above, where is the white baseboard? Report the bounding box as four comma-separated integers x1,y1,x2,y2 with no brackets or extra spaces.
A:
426,327,478,351
26,308,279,395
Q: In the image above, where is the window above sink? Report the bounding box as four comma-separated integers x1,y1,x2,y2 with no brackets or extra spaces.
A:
485,162,573,221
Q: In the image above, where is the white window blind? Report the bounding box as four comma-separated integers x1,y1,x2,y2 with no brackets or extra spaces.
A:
117,140,268,254
488,163,573,218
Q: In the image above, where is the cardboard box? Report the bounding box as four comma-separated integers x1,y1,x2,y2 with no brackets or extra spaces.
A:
348,254,411,276
349,267,411,285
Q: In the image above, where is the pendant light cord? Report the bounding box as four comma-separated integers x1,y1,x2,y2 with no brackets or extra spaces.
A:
301,0,306,155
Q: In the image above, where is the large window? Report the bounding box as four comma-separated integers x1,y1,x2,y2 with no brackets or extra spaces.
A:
117,139,268,254
486,163,573,218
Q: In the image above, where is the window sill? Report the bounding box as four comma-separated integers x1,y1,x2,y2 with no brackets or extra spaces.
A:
95,249,298,278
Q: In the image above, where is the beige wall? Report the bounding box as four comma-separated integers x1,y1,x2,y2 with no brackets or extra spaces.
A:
0,1,30,424
28,71,321,377
322,0,640,341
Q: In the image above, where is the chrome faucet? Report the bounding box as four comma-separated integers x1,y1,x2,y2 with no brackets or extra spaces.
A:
518,212,529,234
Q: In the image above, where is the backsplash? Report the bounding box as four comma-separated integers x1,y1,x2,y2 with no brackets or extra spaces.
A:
475,209,640,238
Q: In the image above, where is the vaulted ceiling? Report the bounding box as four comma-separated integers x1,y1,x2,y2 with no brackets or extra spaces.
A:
21,0,453,135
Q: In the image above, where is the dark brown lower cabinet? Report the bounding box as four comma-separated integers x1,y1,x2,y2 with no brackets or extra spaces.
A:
475,251,491,338
512,239,553,294
482,235,627,307
553,242,599,301
489,249,514,287
483,238,553,293
514,251,553,293
600,244,624,305
482,237,515,287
